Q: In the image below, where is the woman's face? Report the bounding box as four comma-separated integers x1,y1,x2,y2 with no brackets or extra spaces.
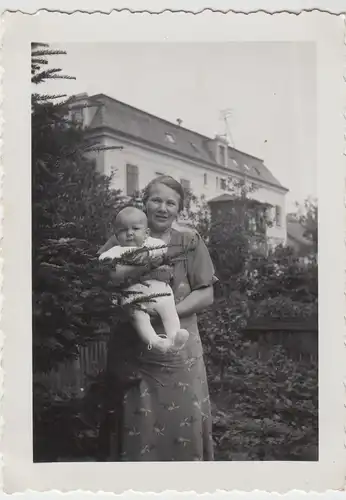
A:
146,182,181,233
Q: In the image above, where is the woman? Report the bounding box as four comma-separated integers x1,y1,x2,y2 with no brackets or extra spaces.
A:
101,175,216,461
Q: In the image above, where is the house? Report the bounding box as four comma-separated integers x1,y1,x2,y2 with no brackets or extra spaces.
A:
70,93,288,246
207,193,271,253
286,215,314,257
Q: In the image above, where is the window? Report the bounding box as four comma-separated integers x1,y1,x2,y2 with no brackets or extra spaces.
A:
180,178,191,191
216,176,219,189
204,173,208,186
243,163,250,171
71,107,83,124
254,167,261,176
264,206,272,224
220,178,227,190
248,215,257,232
126,164,139,196
233,159,239,167
275,205,282,227
218,144,227,166
165,133,176,144
190,142,199,152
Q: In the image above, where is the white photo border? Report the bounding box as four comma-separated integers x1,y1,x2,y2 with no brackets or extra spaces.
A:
1,10,346,493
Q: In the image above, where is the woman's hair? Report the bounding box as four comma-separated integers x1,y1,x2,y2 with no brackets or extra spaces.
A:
143,175,185,212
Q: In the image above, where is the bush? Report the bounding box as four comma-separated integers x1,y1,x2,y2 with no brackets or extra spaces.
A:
33,238,123,373
211,344,318,461
251,296,317,321
198,295,318,461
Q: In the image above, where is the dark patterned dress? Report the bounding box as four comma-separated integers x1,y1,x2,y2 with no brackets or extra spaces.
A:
105,227,216,461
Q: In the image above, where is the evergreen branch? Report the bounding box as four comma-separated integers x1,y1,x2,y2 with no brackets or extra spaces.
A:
117,292,172,312
32,93,67,102
32,49,67,58
31,58,48,67
31,42,50,50
32,69,76,84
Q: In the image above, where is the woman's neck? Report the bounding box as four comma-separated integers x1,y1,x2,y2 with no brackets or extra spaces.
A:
150,227,172,243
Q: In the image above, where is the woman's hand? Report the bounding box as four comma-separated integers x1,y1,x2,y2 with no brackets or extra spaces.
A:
148,254,165,268
143,264,174,283
145,305,160,325
130,249,150,266
175,286,214,318
128,251,164,268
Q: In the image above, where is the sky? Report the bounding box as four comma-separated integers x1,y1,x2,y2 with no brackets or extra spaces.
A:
41,42,317,211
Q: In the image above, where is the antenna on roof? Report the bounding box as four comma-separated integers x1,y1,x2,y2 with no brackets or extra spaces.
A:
176,118,183,127
220,109,235,147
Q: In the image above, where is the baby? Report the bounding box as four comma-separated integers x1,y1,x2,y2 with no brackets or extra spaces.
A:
99,206,189,353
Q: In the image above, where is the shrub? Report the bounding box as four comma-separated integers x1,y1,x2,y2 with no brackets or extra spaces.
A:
198,295,317,461
211,343,318,461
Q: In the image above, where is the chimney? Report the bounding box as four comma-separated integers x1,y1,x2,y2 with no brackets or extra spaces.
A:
73,92,89,100
213,134,228,167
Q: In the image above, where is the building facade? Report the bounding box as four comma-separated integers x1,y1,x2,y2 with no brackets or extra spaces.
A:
71,93,288,246
286,215,315,257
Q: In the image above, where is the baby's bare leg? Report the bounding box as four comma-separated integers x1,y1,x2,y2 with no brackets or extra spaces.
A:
153,287,189,349
131,309,165,347
126,281,189,351
154,295,180,340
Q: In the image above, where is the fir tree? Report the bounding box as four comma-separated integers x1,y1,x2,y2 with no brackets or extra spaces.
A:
32,43,171,375
32,44,180,461
32,43,125,375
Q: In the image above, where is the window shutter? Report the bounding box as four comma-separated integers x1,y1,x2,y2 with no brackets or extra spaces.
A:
126,164,139,196
180,178,191,191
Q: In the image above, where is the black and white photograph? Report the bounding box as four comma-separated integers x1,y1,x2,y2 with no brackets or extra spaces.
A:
31,41,318,463
2,10,345,494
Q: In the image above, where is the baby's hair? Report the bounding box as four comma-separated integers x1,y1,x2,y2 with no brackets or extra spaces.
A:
114,205,148,229
114,201,137,218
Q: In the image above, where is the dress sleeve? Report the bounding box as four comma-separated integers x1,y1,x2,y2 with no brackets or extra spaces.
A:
184,231,218,291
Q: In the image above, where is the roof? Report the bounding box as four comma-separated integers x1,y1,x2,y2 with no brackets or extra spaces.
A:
208,193,272,207
208,193,237,203
83,93,287,192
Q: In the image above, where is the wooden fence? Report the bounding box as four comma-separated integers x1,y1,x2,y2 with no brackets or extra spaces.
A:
37,318,317,395
242,317,318,361
36,341,108,396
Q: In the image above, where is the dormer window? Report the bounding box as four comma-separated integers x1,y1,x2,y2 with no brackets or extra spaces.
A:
70,107,84,125
165,133,176,144
218,144,227,166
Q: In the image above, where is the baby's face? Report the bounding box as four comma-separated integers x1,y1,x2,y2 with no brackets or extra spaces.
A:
115,210,149,247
